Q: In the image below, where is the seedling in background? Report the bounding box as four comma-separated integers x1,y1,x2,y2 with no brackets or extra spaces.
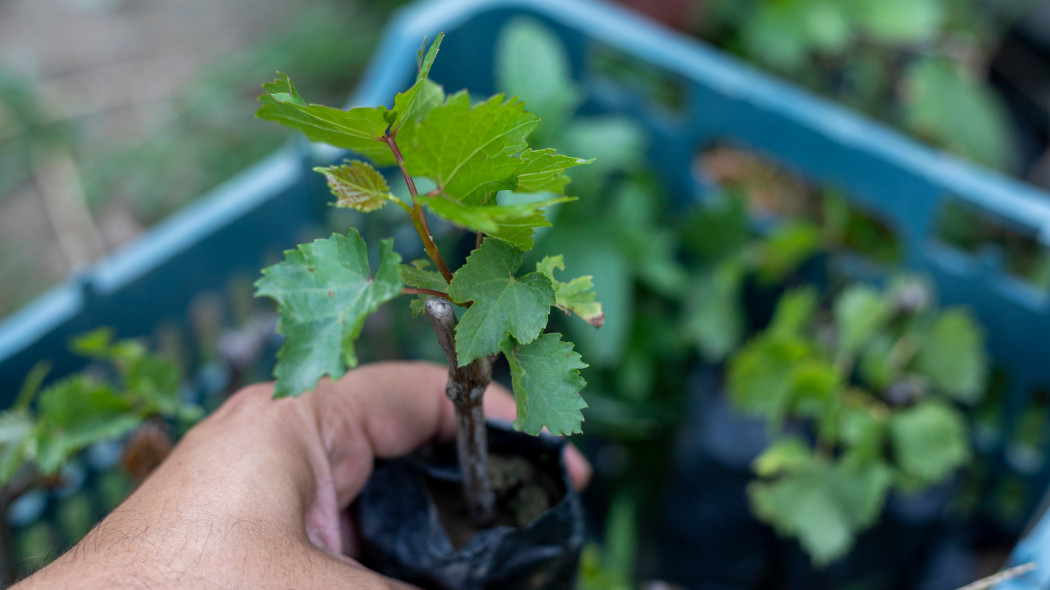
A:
727,279,987,565
254,34,599,525
0,328,201,585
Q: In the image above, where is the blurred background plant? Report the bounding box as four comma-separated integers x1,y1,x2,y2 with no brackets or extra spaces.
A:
0,328,201,583
690,0,1025,172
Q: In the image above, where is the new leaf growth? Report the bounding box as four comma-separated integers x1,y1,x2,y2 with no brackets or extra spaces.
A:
254,34,600,522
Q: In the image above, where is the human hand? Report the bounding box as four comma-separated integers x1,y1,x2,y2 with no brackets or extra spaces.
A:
16,362,591,589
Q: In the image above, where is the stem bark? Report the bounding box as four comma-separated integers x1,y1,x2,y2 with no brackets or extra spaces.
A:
424,297,495,526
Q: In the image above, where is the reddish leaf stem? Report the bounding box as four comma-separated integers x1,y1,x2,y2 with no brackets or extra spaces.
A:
403,287,453,301
385,135,454,283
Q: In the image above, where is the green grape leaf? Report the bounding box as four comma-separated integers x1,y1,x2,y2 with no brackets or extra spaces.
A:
754,436,814,477
684,260,746,363
419,193,574,250
35,376,140,475
14,361,51,412
405,92,539,205
503,333,587,436
853,0,943,44
740,0,825,70
834,284,893,357
0,410,34,485
401,260,448,316
314,161,400,212
401,259,447,292
769,288,818,339
859,334,898,390
912,309,986,403
682,191,750,263
790,358,842,419
889,400,970,487
255,230,404,397
70,327,144,365
257,73,392,163
390,34,444,136
750,459,891,566
446,238,555,366
727,334,813,423
833,460,894,530
754,222,821,283
840,403,886,465
559,117,647,191
537,255,604,328
496,18,579,138
394,80,444,144
538,228,632,366
516,149,593,194
123,353,195,420
902,57,1010,169
70,328,194,421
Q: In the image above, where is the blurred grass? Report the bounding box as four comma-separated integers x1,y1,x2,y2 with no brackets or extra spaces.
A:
0,0,405,319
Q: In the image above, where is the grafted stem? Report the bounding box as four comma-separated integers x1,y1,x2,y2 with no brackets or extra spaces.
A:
424,297,495,526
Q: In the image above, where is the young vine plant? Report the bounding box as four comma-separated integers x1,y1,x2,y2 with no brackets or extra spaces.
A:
727,279,987,566
1,328,200,489
253,34,601,438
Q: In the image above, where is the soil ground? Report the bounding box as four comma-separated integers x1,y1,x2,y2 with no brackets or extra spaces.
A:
0,0,391,319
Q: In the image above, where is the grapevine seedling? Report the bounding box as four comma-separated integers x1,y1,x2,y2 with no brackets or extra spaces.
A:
727,279,987,565
254,34,599,525
1,328,201,584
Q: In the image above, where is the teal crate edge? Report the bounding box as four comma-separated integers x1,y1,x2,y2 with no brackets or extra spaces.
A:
0,144,310,395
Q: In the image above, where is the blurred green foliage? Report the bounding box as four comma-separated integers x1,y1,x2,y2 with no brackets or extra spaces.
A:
702,0,1016,170
2,328,200,486
728,280,988,565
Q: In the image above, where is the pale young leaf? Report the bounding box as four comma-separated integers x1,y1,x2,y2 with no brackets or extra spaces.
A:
754,436,813,477
315,161,399,212
536,255,604,328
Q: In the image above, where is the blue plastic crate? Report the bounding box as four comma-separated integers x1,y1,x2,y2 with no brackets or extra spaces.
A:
352,0,1050,539
4,0,1050,582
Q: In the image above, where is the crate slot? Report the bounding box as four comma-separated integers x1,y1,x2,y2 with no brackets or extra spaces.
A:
586,42,689,119
932,198,1050,292
698,143,901,265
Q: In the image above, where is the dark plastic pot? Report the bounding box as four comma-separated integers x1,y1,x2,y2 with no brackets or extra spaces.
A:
656,368,961,590
653,368,777,589
357,420,585,590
